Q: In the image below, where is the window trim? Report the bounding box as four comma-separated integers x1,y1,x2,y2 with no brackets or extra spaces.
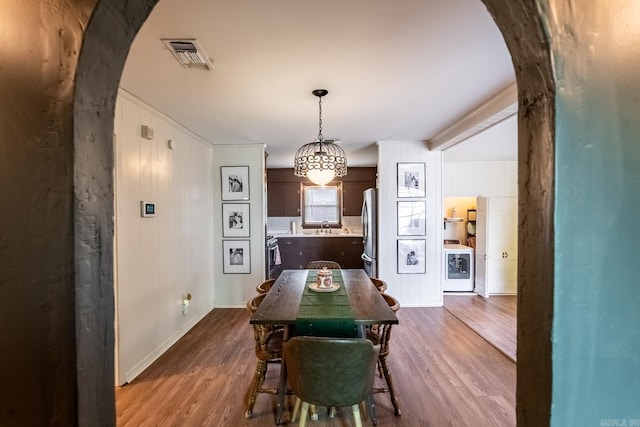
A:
300,182,343,228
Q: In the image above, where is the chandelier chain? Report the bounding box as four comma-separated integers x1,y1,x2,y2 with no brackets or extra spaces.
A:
293,88,347,183
317,95,323,142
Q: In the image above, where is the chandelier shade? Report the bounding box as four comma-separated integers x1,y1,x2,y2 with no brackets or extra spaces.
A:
293,89,347,185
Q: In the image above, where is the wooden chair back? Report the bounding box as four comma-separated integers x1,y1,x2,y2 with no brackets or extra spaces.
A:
367,292,402,416
245,294,285,418
370,277,387,293
246,294,282,360
305,260,341,269
256,278,276,294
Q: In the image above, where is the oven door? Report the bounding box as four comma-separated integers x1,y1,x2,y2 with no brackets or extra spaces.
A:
265,238,279,279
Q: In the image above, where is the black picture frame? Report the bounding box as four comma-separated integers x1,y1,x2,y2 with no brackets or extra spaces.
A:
397,200,426,236
222,203,250,237
222,240,251,274
397,239,426,274
397,162,426,198
221,166,250,200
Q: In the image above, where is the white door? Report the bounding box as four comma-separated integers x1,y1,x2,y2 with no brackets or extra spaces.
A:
475,196,518,297
474,197,489,298
502,198,518,293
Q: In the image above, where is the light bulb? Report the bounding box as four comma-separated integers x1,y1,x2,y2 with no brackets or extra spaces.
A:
307,169,335,186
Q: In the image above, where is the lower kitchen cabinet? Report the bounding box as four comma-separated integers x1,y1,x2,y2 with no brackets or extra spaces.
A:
277,236,364,271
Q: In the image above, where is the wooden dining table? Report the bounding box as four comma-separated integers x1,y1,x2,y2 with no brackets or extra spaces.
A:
249,268,399,425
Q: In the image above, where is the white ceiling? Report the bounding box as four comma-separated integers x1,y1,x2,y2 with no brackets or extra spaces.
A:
121,0,517,167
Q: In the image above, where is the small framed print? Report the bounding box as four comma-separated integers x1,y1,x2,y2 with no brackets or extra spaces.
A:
223,240,251,274
397,239,426,274
397,201,426,236
222,203,250,237
221,166,250,200
397,162,426,198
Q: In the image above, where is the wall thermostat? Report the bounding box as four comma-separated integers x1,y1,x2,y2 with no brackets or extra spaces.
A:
140,201,156,217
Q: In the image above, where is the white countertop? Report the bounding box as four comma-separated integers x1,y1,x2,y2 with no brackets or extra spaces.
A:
269,230,362,238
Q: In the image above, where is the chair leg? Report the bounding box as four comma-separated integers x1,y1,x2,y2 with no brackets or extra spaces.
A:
309,404,319,420
291,397,301,422
299,401,310,427
293,400,317,422
245,359,267,418
351,404,363,427
380,355,402,416
359,401,368,422
366,392,377,426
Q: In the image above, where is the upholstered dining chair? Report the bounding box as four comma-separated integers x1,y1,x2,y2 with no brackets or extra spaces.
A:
367,293,402,416
255,278,276,295
285,337,380,427
370,277,387,293
245,294,285,418
305,260,341,269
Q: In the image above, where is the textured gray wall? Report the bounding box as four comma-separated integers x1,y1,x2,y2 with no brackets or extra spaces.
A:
74,1,158,424
0,2,92,424
0,1,156,425
480,2,555,425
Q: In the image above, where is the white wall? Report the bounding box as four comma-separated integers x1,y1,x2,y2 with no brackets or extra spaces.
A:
443,161,517,197
212,144,267,307
113,90,215,384
377,141,443,307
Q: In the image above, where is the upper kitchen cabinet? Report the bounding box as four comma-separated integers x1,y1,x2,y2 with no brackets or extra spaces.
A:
267,167,376,217
268,181,301,216
266,169,301,216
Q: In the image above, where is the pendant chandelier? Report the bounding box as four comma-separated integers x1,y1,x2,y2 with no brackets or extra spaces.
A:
294,89,347,186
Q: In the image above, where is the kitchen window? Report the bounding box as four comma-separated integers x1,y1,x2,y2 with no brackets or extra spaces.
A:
301,183,342,228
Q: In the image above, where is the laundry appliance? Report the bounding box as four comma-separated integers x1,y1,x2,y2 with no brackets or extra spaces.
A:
443,244,474,292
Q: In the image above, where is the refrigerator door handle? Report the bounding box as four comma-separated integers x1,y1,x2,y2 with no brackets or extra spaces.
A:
361,200,369,243
361,253,373,263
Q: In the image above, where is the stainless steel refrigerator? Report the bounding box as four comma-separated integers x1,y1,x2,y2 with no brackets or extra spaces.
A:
361,188,378,277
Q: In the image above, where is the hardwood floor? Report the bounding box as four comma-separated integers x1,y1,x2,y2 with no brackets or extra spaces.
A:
443,295,517,362
116,306,516,426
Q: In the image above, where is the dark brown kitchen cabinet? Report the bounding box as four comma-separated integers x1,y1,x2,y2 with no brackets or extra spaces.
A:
322,237,364,268
267,167,376,217
276,237,364,272
342,181,374,216
267,182,300,217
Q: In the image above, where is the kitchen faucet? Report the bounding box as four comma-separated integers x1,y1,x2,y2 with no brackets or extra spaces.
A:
321,220,330,234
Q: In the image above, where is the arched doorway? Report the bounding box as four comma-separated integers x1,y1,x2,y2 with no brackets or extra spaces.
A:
74,1,553,425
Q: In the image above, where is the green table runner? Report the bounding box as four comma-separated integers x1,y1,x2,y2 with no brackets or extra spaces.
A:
294,270,357,338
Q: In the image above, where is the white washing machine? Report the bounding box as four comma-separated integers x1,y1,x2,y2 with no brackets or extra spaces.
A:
443,244,474,291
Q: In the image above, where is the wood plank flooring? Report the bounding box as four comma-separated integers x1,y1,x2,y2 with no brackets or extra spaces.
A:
116,306,516,426
443,295,517,362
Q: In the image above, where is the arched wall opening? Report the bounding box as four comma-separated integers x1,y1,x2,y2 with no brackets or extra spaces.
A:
74,1,554,425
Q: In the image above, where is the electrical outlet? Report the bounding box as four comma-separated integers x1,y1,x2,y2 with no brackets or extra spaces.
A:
182,293,192,315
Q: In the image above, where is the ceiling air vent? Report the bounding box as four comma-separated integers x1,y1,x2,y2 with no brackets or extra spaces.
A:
162,39,214,71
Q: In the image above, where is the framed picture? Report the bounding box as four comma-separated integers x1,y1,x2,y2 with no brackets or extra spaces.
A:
221,166,250,200
222,203,250,237
397,162,426,198
397,201,426,236
223,240,251,274
397,239,426,274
